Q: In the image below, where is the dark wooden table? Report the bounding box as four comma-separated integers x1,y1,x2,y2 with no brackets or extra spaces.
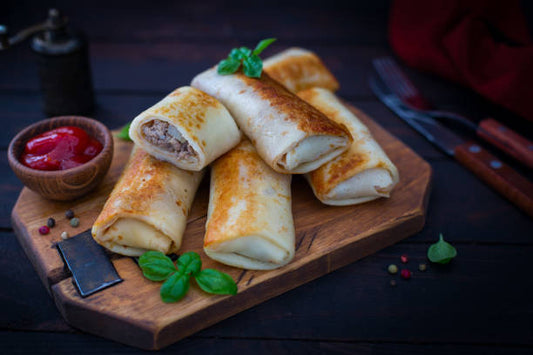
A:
2,1,533,354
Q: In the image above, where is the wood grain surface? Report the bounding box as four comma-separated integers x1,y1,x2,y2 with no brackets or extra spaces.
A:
3,1,533,353
11,105,431,349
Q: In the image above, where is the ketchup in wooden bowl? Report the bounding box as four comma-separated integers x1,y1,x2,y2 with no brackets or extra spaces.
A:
8,116,114,201
20,126,103,171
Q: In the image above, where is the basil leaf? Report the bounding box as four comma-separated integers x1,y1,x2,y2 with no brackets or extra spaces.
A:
252,38,276,56
116,122,131,141
160,271,190,303
195,269,237,295
427,234,457,264
242,54,263,78
138,251,177,281
229,47,251,60
217,58,241,75
177,251,202,277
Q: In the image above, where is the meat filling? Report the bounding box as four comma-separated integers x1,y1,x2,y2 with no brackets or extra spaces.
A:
141,120,196,160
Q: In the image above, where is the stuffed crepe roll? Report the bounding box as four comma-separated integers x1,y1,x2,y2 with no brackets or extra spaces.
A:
204,139,295,270
297,88,399,205
191,69,351,174
92,147,204,256
263,47,339,93
130,86,241,171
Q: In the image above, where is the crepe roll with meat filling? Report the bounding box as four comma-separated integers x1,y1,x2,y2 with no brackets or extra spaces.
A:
130,86,241,171
92,147,204,256
263,47,339,93
204,139,294,270
297,88,399,205
191,69,351,174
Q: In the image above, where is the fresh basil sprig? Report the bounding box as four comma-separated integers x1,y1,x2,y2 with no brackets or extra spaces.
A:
138,251,238,303
116,122,132,141
217,38,276,78
427,234,457,264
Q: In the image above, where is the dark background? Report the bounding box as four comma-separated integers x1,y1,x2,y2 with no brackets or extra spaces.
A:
1,1,533,354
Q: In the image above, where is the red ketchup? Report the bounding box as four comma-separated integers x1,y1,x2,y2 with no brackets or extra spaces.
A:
20,126,102,171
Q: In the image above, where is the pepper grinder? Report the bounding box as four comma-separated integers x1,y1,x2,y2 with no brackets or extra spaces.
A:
0,9,94,116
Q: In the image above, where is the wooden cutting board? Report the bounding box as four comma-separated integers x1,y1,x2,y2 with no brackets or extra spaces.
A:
11,105,432,350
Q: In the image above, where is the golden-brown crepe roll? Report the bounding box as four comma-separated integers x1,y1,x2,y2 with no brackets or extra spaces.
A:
130,86,241,171
92,147,204,256
191,70,351,174
297,88,399,205
204,139,295,270
263,47,339,93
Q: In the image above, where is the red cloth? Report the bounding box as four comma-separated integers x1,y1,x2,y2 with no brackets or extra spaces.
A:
389,0,533,121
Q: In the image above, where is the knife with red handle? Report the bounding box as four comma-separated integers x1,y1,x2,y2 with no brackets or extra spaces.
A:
455,142,533,216
373,57,533,169
477,118,533,169
370,75,533,218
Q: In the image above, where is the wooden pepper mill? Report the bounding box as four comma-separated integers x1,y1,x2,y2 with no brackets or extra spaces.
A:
0,9,94,116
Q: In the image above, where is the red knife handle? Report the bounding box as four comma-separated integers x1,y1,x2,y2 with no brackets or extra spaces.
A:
477,118,533,169
454,142,533,218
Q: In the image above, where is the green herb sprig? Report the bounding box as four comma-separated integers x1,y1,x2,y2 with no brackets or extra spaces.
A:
427,234,457,264
116,122,132,141
217,38,276,78
138,251,237,302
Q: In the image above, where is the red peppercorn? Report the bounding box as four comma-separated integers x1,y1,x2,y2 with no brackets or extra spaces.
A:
38,225,50,235
400,254,408,263
400,269,411,280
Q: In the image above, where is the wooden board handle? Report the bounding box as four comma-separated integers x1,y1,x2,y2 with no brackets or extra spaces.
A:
477,118,533,169
454,142,533,218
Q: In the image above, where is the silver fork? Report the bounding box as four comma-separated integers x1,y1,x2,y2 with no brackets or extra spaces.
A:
372,57,477,130
372,56,533,169
373,57,431,109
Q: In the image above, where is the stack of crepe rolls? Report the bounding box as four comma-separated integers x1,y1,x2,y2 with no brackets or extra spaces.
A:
92,147,204,256
297,88,399,205
92,47,399,269
263,47,339,93
204,138,295,270
129,86,241,171
191,69,352,174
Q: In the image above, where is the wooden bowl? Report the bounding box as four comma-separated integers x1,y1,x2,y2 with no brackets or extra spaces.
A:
8,116,114,201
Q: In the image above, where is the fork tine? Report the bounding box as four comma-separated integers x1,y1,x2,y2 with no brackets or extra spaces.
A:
382,58,413,98
384,58,418,98
374,57,413,100
375,57,420,100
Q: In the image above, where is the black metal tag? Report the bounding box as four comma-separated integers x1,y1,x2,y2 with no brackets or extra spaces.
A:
57,229,122,297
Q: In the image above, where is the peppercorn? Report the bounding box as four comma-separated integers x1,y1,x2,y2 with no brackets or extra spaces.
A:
418,263,427,272
65,209,75,219
47,217,55,228
60,231,69,240
390,279,397,287
400,254,408,263
400,269,412,280
70,217,80,227
387,264,398,275
38,226,50,235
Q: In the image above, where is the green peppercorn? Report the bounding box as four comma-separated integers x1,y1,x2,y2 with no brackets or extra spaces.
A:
418,263,427,272
387,264,398,275
65,209,75,219
70,217,80,227
47,217,55,228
